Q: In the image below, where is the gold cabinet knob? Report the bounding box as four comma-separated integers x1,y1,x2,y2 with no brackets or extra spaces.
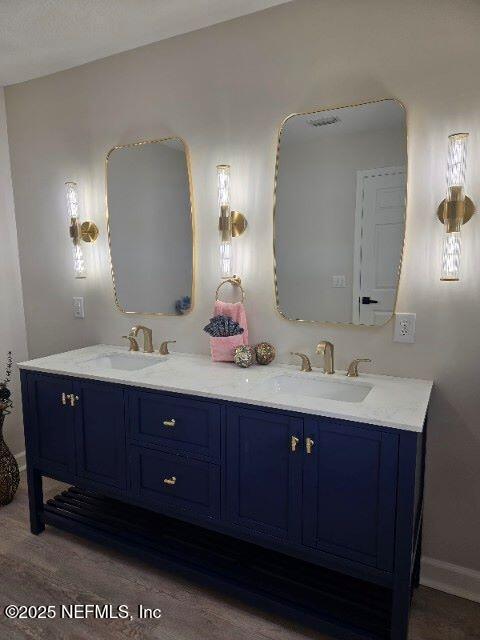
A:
291,435,300,452
65,394,80,407
163,476,176,486
61,392,67,406
163,419,176,428
306,437,315,455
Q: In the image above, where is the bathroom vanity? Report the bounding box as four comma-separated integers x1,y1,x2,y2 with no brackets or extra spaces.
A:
19,346,432,640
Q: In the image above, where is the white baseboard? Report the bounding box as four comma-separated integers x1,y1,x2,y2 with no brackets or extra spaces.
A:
421,556,480,603
14,450,26,473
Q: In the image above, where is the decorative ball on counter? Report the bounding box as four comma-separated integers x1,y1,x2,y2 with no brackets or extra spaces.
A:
233,346,255,368
255,342,276,365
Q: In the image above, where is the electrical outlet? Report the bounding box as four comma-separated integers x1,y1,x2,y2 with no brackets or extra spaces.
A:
394,313,416,343
73,297,85,319
332,275,346,288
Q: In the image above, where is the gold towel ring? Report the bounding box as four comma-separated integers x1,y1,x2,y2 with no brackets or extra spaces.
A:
215,276,245,303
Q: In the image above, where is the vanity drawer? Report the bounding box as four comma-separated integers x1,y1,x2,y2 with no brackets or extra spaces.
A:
129,446,220,519
128,390,221,460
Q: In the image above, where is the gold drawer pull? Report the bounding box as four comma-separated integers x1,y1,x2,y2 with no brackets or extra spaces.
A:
306,437,314,455
163,418,176,428
61,392,67,406
290,435,299,452
163,476,176,486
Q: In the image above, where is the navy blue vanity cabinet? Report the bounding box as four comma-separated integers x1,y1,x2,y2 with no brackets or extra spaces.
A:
302,418,398,571
74,379,126,491
21,369,427,640
25,373,76,478
226,406,303,542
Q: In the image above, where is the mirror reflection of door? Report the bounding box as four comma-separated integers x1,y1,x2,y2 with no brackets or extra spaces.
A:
353,167,406,326
274,99,407,326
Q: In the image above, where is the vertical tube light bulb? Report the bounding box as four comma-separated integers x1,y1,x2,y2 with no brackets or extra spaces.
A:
441,133,468,281
217,165,233,278
65,181,87,278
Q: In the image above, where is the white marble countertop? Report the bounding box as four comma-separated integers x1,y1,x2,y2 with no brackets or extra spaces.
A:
18,345,433,432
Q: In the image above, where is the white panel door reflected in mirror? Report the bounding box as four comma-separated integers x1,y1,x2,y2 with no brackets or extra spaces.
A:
106,138,194,316
274,99,407,326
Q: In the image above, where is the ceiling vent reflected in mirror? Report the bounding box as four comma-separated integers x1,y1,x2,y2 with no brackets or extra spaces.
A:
308,115,341,127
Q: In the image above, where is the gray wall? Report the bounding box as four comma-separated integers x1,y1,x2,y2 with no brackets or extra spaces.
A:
0,88,28,460
5,0,480,584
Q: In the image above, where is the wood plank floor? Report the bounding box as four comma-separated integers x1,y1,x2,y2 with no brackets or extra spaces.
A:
0,476,479,640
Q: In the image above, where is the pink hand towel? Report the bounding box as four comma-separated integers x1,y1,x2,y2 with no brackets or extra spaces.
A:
210,300,249,362
210,333,246,362
214,301,249,345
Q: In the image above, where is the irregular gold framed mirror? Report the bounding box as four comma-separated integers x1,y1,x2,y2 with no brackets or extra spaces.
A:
106,137,195,316
273,98,407,327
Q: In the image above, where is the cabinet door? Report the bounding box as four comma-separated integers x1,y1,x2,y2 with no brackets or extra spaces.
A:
26,373,75,476
74,380,126,490
226,406,303,542
303,418,398,571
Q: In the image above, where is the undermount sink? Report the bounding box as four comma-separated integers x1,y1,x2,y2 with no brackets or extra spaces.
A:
83,353,165,372
259,374,372,403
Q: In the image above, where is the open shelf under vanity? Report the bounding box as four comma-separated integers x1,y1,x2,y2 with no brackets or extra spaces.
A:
45,486,393,640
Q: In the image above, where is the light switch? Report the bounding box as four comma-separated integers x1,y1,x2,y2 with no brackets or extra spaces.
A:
394,313,416,343
332,275,346,288
73,297,85,319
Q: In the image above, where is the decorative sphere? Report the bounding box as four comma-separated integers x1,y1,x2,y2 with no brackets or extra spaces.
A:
255,342,276,365
234,346,255,368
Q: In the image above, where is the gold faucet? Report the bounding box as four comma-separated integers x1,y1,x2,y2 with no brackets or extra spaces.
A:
159,340,176,355
129,326,154,353
346,358,372,377
122,335,139,352
291,352,312,372
316,341,334,374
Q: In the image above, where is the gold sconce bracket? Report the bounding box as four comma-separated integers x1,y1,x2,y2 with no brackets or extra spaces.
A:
69,219,99,244
231,211,247,237
437,196,475,232
80,221,100,243
218,211,247,237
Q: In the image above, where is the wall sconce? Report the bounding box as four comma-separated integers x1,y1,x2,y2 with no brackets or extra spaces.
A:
217,165,247,279
437,133,475,281
65,181,99,279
